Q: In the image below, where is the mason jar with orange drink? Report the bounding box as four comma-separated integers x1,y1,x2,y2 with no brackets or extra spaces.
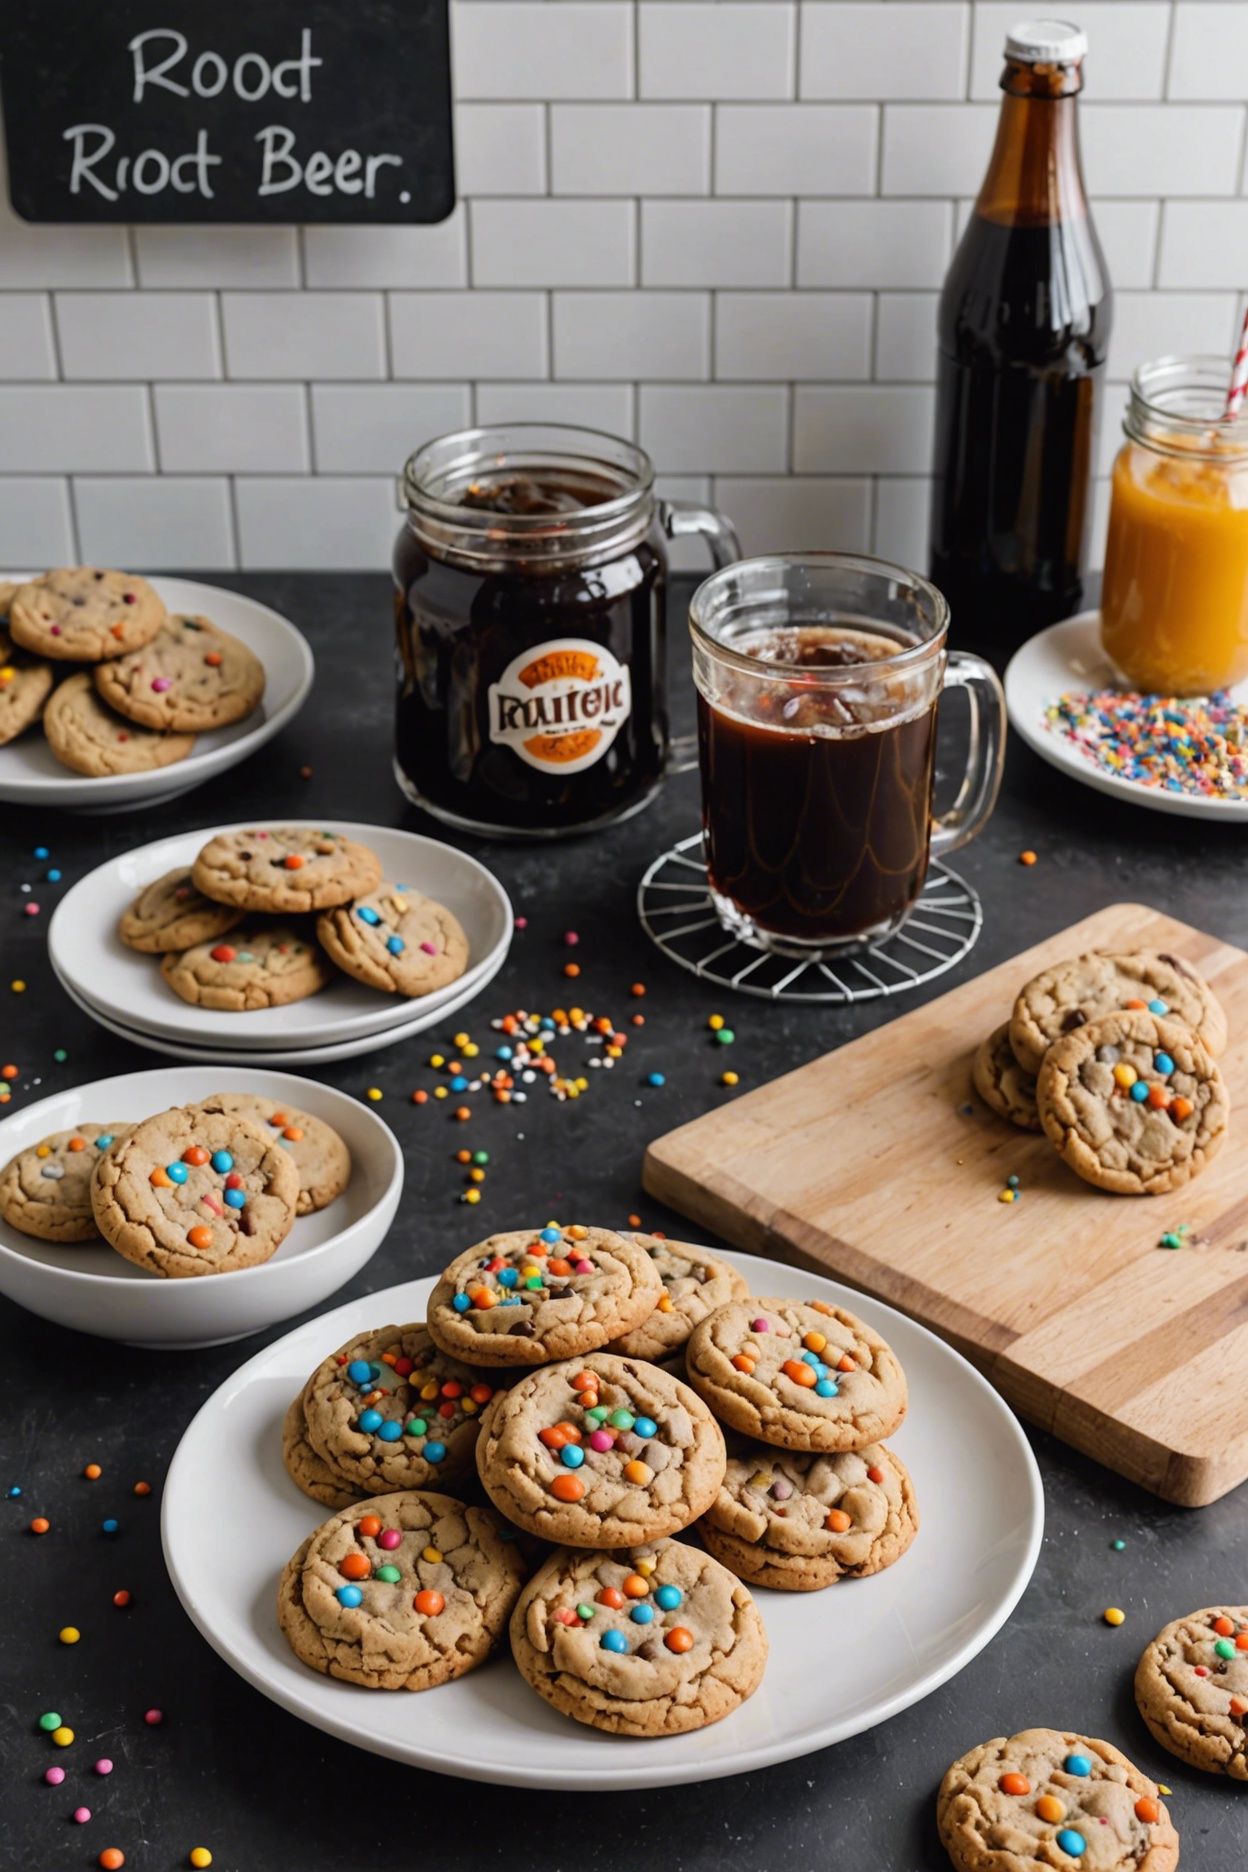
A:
1100,355,1248,696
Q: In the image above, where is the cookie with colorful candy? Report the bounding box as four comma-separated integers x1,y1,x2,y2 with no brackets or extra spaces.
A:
1135,1605,1248,1779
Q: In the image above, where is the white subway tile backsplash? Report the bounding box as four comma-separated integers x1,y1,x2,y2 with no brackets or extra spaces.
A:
475,382,635,433
1169,4,1248,102
0,387,152,473
552,293,710,380
1158,201,1248,289
873,476,931,567
455,106,547,197
552,107,711,197
0,165,131,287
134,228,299,288
798,201,952,287
1091,201,1161,291
1108,291,1240,382
154,386,310,473
235,477,398,570
712,475,872,554
716,293,872,380
1083,106,1244,198
55,293,220,382
303,210,468,288
794,385,934,472
714,106,877,196
453,2,633,99
0,297,57,380
639,4,795,100
222,293,386,379
875,293,938,381
801,3,968,101
0,479,75,565
882,106,996,196
73,478,235,570
643,202,791,286
639,385,789,472
390,292,548,378
472,200,635,286
971,5,1170,102
311,385,471,472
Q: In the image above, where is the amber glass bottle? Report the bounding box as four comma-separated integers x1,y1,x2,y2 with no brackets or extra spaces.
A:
929,20,1111,659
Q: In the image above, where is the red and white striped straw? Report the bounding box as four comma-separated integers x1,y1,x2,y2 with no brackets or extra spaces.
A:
1225,302,1248,419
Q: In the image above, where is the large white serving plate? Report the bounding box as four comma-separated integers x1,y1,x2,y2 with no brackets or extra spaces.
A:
162,1254,1044,1789
0,1067,403,1348
48,820,512,1054
1006,611,1248,822
0,575,314,811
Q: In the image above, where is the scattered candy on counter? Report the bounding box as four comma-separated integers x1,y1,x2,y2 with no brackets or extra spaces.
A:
997,1173,1022,1205
1103,1606,1126,1626
1018,849,1038,866
1044,687,1248,799
1110,1538,1127,1552
1158,1222,1194,1251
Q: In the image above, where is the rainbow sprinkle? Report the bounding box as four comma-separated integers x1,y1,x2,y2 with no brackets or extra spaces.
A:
1044,688,1248,801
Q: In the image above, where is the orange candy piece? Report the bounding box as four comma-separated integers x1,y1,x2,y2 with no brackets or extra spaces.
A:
550,1474,584,1503
866,1464,885,1484
837,1354,856,1373
339,1554,370,1581
664,1626,694,1654
781,1359,817,1388
546,1257,572,1276
825,1508,852,1533
413,1589,445,1616
204,650,223,667
1170,1096,1194,1122
283,1126,303,1141
358,1514,382,1538
187,1224,213,1250
1146,1084,1168,1109
100,1853,126,1871
68,1135,87,1152
284,853,305,869
731,1354,755,1374
623,1460,652,1485
1035,1795,1064,1823
1230,1696,1247,1717
1134,1797,1160,1823
623,1574,650,1598
539,1425,570,1449
597,1587,626,1609
30,1516,50,1535
1236,1633,1248,1651
802,1331,827,1353
570,1371,597,1392
1124,997,1147,1009
183,1145,209,1167
998,1772,1030,1796
1213,1615,1234,1635
469,1287,496,1310
149,1167,172,1188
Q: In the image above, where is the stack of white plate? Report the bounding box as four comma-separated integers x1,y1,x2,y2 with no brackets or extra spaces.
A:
48,820,513,1065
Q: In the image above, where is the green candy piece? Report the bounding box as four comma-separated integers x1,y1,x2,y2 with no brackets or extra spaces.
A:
609,1409,635,1431
715,1029,735,1045
576,1603,594,1621
584,1407,607,1425
1215,1638,1236,1660
374,1565,402,1584
472,1150,489,1165
38,1712,62,1732
405,1418,428,1436
1111,1538,1126,1551
525,1274,544,1290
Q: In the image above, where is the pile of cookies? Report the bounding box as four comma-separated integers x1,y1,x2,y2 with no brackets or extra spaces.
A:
277,1225,918,1735
973,947,1230,1194
0,1094,350,1277
118,826,470,1010
0,568,266,775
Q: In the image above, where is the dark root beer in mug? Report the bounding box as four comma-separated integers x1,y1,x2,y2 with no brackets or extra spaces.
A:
689,555,1007,957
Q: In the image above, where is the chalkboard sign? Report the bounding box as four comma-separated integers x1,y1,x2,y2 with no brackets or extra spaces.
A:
0,0,454,223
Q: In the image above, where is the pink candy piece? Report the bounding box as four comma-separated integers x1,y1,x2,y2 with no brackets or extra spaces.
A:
419,941,438,955
94,1758,113,1776
44,1767,65,1786
572,1258,593,1274
143,1709,162,1726
377,1528,402,1551
50,624,62,636
588,1429,614,1453
151,677,173,692
750,1317,769,1333
515,916,528,929
73,1807,91,1824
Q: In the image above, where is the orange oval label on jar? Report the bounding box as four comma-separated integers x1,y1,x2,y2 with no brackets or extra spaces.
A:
488,638,631,774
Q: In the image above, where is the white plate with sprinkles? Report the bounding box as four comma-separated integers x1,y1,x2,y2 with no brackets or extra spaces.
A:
162,1251,1044,1790
1006,612,1248,821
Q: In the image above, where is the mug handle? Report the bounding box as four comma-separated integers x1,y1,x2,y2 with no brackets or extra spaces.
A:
929,649,1007,859
659,500,742,776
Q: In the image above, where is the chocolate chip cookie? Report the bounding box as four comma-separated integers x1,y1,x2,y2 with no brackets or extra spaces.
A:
161,924,332,1012
94,613,265,732
90,1106,299,1277
193,1092,350,1213
1037,1009,1229,1195
606,1234,751,1362
700,1440,917,1591
10,567,167,662
685,1298,907,1452
426,1226,665,1368
316,884,470,997
937,1728,1178,1872
972,1023,1041,1132
301,1323,505,1496
1135,1605,1248,1780
510,1536,768,1736
117,867,245,955
0,1124,127,1243
1010,948,1227,1074
192,827,382,914
281,1394,358,1512
0,627,54,746
475,1353,726,1548
44,673,196,776
278,1490,525,1691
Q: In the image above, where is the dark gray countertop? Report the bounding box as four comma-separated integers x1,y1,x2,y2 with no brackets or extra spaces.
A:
1,573,1244,1870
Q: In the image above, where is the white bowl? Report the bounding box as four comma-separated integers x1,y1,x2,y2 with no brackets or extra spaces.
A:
0,1067,403,1348
48,819,513,1056
0,575,315,812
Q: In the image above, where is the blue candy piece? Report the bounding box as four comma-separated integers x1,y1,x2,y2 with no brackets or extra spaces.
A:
1148,998,1168,1015
6,1485,21,1498
336,1585,363,1608
1129,1080,1150,1103
102,1518,119,1535
95,1135,114,1150
654,1585,682,1611
223,1187,246,1209
1055,1830,1086,1858
47,869,61,882
450,1076,468,1093
33,846,49,860
540,1017,556,1030
630,1603,655,1624
377,1420,402,1443
1154,1052,1175,1076
347,1359,372,1385
633,1416,657,1440
452,1293,471,1313
1063,1753,1091,1777
166,1161,189,1185
647,1072,666,1087
496,1046,514,1061
801,1349,821,1367
560,1444,585,1469
540,1226,561,1244
815,1378,839,1397
357,906,381,926
423,1440,447,1463
600,1629,628,1654
211,1150,233,1174
358,1409,383,1434
497,1267,519,1288
386,936,405,955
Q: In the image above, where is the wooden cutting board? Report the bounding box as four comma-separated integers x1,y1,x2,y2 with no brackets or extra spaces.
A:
644,902,1248,1508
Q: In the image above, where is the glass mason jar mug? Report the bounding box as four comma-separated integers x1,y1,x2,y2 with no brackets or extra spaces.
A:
393,424,739,839
690,553,1006,956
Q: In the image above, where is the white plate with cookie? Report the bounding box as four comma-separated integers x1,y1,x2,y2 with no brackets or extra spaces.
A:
0,1067,402,1348
48,820,513,1057
0,573,314,812
161,1251,1044,1790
